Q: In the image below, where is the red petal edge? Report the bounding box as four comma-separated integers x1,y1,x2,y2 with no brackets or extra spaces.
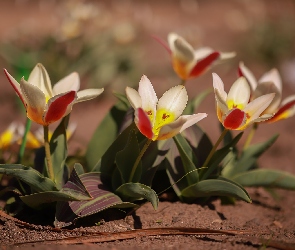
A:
44,91,76,124
189,51,220,78
237,66,244,77
268,99,295,123
223,109,246,130
135,108,153,139
3,69,25,105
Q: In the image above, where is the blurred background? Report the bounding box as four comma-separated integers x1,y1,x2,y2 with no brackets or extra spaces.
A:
0,0,294,172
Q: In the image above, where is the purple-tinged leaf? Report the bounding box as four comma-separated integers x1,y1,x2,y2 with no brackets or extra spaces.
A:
55,173,137,228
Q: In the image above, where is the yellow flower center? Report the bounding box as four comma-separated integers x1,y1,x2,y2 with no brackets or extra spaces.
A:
227,100,245,110
152,108,175,139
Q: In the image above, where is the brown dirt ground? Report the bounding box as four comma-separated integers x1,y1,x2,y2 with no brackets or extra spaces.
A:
0,0,295,249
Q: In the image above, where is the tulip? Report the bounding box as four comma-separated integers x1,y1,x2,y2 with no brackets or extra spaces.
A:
4,63,104,126
126,75,207,140
213,73,275,130
154,32,235,80
238,62,295,123
0,122,21,150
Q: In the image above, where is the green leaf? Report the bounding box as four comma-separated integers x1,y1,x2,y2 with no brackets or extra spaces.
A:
173,133,199,185
85,102,129,171
115,129,142,183
92,123,135,180
181,179,251,203
0,164,57,192
183,88,212,115
222,134,278,178
116,182,159,210
232,169,295,189
50,116,69,190
200,132,243,180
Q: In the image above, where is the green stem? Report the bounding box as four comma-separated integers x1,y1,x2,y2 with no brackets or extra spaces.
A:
201,128,228,174
243,123,258,150
129,139,152,182
44,125,54,181
17,118,32,164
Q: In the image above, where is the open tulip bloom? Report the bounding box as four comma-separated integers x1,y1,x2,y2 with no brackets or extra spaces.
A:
126,75,207,140
155,32,235,80
238,62,295,123
4,63,104,126
213,73,276,130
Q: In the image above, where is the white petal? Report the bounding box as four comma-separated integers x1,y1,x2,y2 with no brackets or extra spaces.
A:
219,51,236,60
179,113,208,132
4,69,24,103
194,47,213,60
28,63,53,98
126,87,141,109
259,68,282,93
252,81,281,113
212,73,227,101
138,75,157,121
244,93,275,122
53,72,80,95
157,85,188,119
168,33,194,62
281,95,295,106
227,77,250,108
252,114,274,123
238,62,257,90
76,88,104,103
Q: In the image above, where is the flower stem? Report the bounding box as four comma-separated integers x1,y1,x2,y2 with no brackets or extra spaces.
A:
44,125,54,181
129,139,152,182
180,79,186,86
243,123,258,150
17,118,31,164
200,128,228,178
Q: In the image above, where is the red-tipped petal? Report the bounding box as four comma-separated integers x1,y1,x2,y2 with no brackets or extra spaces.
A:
135,108,153,139
223,108,246,130
3,69,25,105
44,91,76,125
268,99,295,123
151,34,172,54
189,51,220,78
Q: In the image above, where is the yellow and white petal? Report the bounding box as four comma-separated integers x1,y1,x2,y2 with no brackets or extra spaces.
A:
138,75,158,122
252,81,281,114
259,68,282,93
243,93,275,123
238,62,257,91
269,95,295,122
227,77,250,110
76,88,104,103
4,69,25,105
53,72,80,95
157,85,188,120
28,63,53,99
126,86,142,109
20,78,47,125
212,73,227,101
168,33,194,63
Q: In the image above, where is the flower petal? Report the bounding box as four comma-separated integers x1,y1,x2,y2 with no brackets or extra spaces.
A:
157,113,207,140
126,86,142,109
168,33,194,62
134,108,153,139
212,73,227,101
238,62,257,91
138,75,158,122
259,68,282,93
53,72,80,95
223,108,246,130
252,81,281,114
268,95,295,122
157,85,188,120
189,51,220,78
219,51,236,60
20,78,46,125
227,77,250,109
76,88,104,103
243,93,275,123
44,91,77,125
28,63,53,99
3,69,25,105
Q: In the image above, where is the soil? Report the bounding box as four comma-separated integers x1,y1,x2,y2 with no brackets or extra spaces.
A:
1,1,295,249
